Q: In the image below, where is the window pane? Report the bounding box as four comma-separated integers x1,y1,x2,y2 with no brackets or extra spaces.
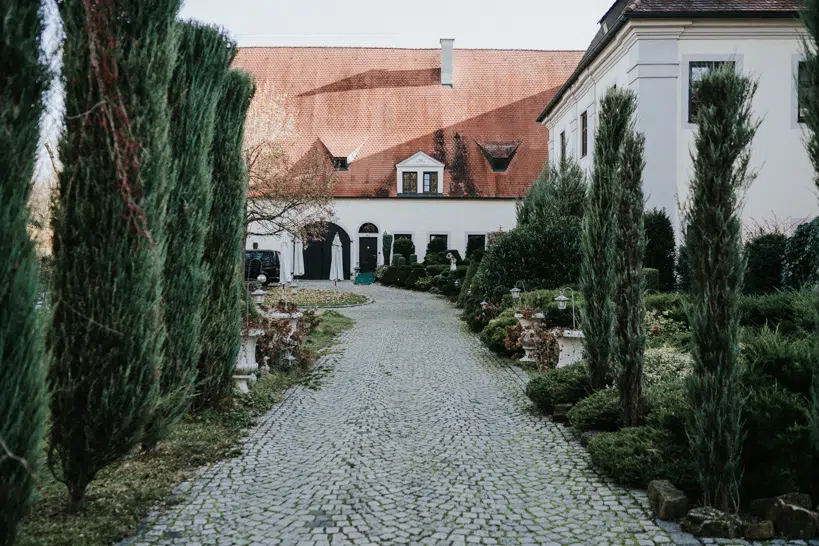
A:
423,172,438,193
402,172,417,193
689,61,735,123
581,111,588,157
799,61,808,123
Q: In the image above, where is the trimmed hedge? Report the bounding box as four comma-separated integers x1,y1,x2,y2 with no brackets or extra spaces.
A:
396,265,412,286
644,379,688,439
781,217,819,290
381,266,398,286
744,233,787,294
480,310,517,354
525,362,591,413
567,388,620,431
393,238,415,261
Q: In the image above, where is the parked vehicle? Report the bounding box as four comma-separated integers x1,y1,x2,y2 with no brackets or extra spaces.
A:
245,250,280,285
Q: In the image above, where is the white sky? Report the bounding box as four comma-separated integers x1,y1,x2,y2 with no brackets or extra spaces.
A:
179,0,614,51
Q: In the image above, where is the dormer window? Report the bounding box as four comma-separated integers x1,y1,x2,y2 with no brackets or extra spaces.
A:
395,151,445,195
332,157,348,171
478,141,520,173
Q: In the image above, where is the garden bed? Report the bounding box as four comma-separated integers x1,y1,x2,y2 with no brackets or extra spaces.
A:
267,288,369,308
18,311,354,546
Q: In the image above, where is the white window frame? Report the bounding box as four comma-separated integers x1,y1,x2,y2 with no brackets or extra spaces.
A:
395,151,445,195
793,54,807,130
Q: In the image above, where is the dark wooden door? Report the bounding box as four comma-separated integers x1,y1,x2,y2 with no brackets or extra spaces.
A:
359,237,377,273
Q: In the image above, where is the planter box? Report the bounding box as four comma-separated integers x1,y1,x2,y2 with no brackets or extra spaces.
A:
268,311,304,336
552,329,585,368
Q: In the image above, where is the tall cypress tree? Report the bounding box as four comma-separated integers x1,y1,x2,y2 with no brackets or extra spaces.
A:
581,88,636,391
684,65,758,513
614,130,647,427
643,208,676,292
799,0,819,451
142,22,237,450
49,0,180,511
197,70,255,407
0,1,48,541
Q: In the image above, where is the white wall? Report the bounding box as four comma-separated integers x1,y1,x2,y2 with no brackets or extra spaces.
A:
247,198,518,274
544,19,817,233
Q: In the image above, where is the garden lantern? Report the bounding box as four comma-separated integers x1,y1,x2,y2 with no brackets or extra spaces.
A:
251,289,267,306
510,287,522,300
257,273,267,285
480,301,489,310
554,288,577,330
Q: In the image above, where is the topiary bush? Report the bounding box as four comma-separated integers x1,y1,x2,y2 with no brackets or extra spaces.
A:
393,238,415,261
471,219,582,300
426,264,448,277
744,232,787,294
409,254,418,265
480,311,518,354
406,265,427,289
644,379,688,439
381,266,398,286
567,388,620,431
457,251,485,308
781,217,819,290
644,208,676,292
587,426,697,491
675,244,691,292
427,236,447,254
525,362,591,413
397,265,412,287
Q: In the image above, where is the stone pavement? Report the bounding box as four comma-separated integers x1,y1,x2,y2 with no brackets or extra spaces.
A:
122,283,807,546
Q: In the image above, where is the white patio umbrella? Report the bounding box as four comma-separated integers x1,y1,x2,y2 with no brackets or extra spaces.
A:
279,232,293,285
329,233,344,287
293,236,305,278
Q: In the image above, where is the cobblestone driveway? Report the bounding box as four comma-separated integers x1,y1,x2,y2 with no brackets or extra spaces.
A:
125,283,675,546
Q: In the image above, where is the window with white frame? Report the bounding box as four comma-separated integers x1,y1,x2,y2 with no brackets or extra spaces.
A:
396,151,445,195
688,60,736,123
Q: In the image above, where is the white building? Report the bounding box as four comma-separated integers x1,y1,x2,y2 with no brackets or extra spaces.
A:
537,0,816,232
234,41,583,279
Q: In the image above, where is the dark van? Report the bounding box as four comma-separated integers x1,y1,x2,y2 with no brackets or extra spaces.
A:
244,250,280,285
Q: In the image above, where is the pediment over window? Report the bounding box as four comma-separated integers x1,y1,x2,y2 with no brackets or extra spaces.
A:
395,151,446,169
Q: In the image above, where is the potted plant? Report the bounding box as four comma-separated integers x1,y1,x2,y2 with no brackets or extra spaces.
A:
268,299,303,336
236,290,266,393
519,327,538,363
514,306,544,330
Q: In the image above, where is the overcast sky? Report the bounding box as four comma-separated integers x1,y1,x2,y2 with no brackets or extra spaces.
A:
179,0,614,51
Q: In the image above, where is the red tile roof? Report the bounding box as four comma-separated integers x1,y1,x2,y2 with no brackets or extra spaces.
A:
234,47,583,198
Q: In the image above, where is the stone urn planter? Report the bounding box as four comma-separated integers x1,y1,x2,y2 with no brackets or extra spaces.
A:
519,328,538,363
268,311,304,336
514,311,544,331
235,328,264,394
552,329,585,368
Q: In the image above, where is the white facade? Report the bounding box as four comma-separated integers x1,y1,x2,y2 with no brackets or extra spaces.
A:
542,18,817,232
247,198,517,276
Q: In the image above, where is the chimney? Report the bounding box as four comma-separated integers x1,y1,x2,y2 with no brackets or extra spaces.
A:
440,38,454,88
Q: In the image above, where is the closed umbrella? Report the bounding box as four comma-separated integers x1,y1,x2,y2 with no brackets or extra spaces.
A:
293,236,305,278
279,232,293,285
329,233,344,287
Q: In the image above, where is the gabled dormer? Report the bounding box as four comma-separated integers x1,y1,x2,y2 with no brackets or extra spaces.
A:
395,151,445,196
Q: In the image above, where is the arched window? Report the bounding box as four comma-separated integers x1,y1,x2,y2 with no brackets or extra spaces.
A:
359,223,378,234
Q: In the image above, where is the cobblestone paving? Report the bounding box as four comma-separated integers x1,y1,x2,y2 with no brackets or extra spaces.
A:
123,284,809,546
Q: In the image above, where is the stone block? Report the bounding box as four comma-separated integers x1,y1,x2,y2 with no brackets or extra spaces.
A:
647,480,689,521
774,502,818,540
552,403,572,423
680,507,742,538
743,519,774,540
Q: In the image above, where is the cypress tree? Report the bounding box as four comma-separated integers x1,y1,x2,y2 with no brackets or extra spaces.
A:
683,65,758,513
581,88,636,391
197,70,255,407
643,208,676,292
614,130,647,427
0,1,48,541
798,0,819,451
49,0,180,511
142,22,237,450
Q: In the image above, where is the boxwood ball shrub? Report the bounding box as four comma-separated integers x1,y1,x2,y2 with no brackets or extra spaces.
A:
381,266,398,286
587,426,697,491
480,311,517,354
525,362,591,413
427,236,447,254
470,218,582,300
393,238,415,261
397,265,412,286
567,388,620,431
744,232,787,294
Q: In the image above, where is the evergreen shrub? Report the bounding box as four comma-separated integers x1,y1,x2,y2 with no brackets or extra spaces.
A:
781,218,819,290
525,362,591,413
393,238,415,261
643,268,659,293
644,208,676,292
744,233,787,294
479,311,517,354
567,388,620,431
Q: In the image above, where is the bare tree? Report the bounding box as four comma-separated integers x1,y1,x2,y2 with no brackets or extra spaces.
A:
243,83,336,246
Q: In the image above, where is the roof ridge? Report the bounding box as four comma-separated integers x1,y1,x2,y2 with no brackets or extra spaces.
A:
237,45,586,53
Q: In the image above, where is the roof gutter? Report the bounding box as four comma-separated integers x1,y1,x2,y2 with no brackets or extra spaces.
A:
536,10,799,124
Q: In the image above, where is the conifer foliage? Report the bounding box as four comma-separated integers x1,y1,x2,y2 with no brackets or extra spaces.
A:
48,0,181,512
142,22,237,449
798,0,819,451
683,65,759,513
198,70,255,407
0,1,48,541
614,130,647,427
581,89,636,391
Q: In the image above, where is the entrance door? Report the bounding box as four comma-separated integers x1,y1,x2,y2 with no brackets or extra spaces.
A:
359,238,377,273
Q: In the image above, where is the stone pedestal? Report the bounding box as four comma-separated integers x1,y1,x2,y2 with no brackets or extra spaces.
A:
234,329,264,394
554,329,585,368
